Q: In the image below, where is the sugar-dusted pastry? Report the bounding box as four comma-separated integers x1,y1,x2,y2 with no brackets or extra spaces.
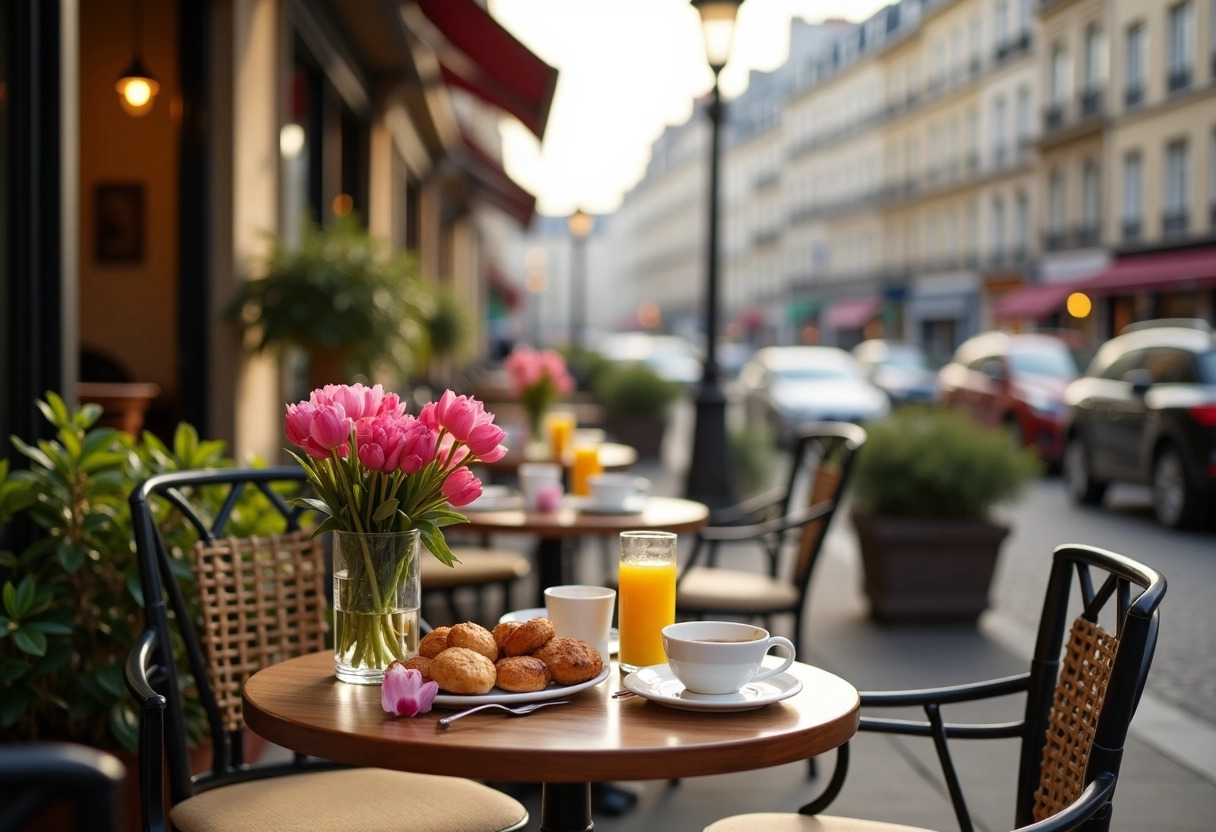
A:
430,647,497,695
494,656,552,693
448,621,499,662
400,656,433,683
502,617,555,657
491,620,521,649
534,636,603,685
418,626,451,659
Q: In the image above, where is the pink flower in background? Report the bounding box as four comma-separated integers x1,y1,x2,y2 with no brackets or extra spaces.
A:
504,346,575,435
441,466,482,507
381,664,438,717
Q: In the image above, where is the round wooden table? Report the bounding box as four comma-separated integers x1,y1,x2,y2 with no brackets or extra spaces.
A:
458,495,710,604
243,652,860,832
475,441,638,475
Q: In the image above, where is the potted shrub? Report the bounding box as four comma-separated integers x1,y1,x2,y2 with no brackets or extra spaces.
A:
594,363,681,458
223,215,433,388
850,405,1040,624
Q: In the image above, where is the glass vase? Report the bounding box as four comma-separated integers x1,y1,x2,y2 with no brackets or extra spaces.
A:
332,529,421,685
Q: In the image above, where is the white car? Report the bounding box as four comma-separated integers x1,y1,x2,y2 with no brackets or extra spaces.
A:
738,346,890,445
595,332,703,386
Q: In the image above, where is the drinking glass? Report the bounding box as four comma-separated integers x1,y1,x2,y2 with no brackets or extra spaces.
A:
570,442,603,497
546,411,576,463
617,531,677,673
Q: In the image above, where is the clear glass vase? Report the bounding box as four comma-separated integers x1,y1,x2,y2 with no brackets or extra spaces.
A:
332,529,421,684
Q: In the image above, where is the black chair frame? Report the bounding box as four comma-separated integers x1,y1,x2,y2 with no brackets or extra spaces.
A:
802,543,1166,832
0,742,126,832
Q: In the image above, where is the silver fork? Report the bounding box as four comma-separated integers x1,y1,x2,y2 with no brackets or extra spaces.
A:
436,700,569,730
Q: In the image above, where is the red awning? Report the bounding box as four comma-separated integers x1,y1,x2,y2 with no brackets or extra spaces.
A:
1079,247,1216,295
457,130,537,226
486,264,521,309
992,283,1074,320
415,0,558,139
822,297,881,329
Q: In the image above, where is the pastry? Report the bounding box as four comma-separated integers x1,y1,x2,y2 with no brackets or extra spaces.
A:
400,656,432,683
494,656,552,693
491,620,521,649
534,636,603,685
448,621,499,662
502,617,555,656
430,647,497,695
418,626,451,659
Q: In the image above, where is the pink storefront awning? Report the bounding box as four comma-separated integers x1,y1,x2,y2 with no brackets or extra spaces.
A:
1079,247,1216,295
992,283,1074,320
822,297,881,329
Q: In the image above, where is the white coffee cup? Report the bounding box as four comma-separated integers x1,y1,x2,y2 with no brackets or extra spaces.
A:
519,462,563,511
661,621,796,695
544,585,617,663
588,472,649,510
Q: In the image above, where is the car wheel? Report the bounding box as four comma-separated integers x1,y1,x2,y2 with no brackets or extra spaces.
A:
1151,444,1205,529
1064,435,1107,505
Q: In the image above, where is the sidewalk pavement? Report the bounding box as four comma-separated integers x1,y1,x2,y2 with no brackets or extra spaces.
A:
516,452,1216,832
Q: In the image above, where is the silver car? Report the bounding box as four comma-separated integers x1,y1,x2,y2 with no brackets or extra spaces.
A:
737,346,890,445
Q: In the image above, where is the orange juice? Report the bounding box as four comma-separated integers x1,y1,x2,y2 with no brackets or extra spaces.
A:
617,559,677,670
547,412,576,463
570,445,602,496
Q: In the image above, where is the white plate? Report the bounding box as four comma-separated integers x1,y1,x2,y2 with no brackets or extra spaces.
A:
498,608,620,657
432,664,610,709
570,495,647,515
621,661,803,712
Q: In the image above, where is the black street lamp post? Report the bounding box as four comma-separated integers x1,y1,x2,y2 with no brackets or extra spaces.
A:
685,0,742,508
567,208,594,350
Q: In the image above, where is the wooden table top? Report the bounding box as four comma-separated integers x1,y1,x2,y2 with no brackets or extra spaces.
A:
243,652,859,783
475,442,638,472
456,495,710,539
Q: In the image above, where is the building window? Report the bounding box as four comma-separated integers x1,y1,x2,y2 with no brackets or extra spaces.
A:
970,16,983,71
1081,161,1101,245
1016,86,1031,146
1014,191,1029,259
1125,23,1145,106
991,197,1006,262
1050,45,1069,105
1164,140,1190,235
993,96,1007,164
1168,2,1193,91
1047,170,1066,249
1123,151,1143,241
1211,129,1216,229
1083,25,1106,91
995,0,1008,48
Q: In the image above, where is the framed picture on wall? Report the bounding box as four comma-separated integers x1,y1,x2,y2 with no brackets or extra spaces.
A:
95,183,145,264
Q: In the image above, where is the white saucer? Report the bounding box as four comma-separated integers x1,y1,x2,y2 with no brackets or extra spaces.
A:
621,661,803,712
573,495,647,515
432,664,610,709
499,607,620,657
463,486,523,512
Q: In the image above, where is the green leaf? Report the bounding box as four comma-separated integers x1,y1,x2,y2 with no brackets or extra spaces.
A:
371,499,399,524
0,656,30,683
0,688,30,728
76,402,104,428
96,664,125,697
0,551,16,569
311,515,345,537
423,507,469,528
109,702,140,751
9,436,56,472
173,423,200,463
80,426,122,458
79,450,129,474
0,583,14,617
416,520,458,567
34,644,75,676
56,541,88,573
126,571,144,607
293,497,334,516
27,620,73,636
14,577,35,618
13,627,47,656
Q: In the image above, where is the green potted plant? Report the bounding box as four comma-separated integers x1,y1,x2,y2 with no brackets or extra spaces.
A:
849,405,1040,623
224,215,433,387
0,395,283,766
593,363,681,458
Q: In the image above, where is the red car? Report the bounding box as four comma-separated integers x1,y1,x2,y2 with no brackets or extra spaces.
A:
936,331,1079,464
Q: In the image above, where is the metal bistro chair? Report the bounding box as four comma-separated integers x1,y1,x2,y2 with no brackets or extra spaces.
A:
704,543,1167,832
676,422,867,656
125,466,528,832
0,743,125,832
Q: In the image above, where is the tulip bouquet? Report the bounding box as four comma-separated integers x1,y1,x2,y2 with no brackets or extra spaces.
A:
503,345,575,442
285,383,507,678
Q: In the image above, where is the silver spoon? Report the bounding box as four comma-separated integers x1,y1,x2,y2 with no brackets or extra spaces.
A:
436,700,569,729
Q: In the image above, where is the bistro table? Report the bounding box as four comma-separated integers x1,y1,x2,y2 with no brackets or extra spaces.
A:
474,441,638,479
458,495,710,605
243,652,860,832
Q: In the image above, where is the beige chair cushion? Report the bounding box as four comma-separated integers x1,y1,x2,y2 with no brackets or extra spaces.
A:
705,813,935,832
678,567,800,612
170,767,527,832
422,547,530,589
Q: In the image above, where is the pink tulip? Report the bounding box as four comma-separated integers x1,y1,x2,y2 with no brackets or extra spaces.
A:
441,466,482,506
381,664,438,717
284,402,315,447
436,433,471,470
377,392,404,417
466,422,507,462
398,418,437,474
310,402,352,451
418,390,456,433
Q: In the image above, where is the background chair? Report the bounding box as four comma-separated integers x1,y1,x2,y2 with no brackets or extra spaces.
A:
0,743,125,832
421,539,531,625
676,422,866,655
704,543,1167,832
126,466,528,832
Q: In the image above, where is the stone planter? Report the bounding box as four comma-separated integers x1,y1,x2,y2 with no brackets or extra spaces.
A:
851,511,1009,624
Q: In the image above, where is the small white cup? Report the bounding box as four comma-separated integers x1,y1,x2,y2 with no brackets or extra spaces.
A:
588,472,650,510
519,462,563,511
661,621,796,695
544,585,617,664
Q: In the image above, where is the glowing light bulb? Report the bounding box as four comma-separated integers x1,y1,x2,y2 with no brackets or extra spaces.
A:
115,71,160,117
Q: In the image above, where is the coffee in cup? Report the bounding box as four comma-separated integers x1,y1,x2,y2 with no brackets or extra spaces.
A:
661,620,795,695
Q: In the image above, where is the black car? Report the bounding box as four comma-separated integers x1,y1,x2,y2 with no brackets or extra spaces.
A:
1063,319,1216,528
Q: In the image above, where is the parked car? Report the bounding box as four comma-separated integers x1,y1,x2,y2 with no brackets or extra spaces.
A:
737,346,890,445
1062,319,1216,529
852,340,938,405
936,331,1079,465
595,332,702,386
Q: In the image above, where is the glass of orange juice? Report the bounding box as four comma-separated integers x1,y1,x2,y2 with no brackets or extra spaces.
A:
570,443,603,496
617,531,677,673
546,411,576,464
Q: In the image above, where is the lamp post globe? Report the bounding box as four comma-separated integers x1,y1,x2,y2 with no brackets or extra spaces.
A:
684,0,742,508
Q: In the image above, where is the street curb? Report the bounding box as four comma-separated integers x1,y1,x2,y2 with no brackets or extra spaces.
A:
983,610,1216,787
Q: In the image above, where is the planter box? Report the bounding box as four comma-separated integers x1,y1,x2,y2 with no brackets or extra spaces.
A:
852,512,1009,624
604,413,667,458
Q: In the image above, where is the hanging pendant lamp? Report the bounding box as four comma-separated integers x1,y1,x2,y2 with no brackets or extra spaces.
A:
115,0,159,116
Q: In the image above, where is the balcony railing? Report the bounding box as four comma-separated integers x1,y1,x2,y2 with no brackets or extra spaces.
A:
1079,87,1104,117
1122,219,1142,243
1075,224,1101,248
1167,67,1191,93
1043,104,1065,131
1162,211,1189,237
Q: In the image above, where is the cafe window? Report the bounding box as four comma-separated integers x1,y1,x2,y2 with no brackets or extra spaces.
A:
1165,140,1190,215
1125,23,1145,96
1050,45,1070,106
